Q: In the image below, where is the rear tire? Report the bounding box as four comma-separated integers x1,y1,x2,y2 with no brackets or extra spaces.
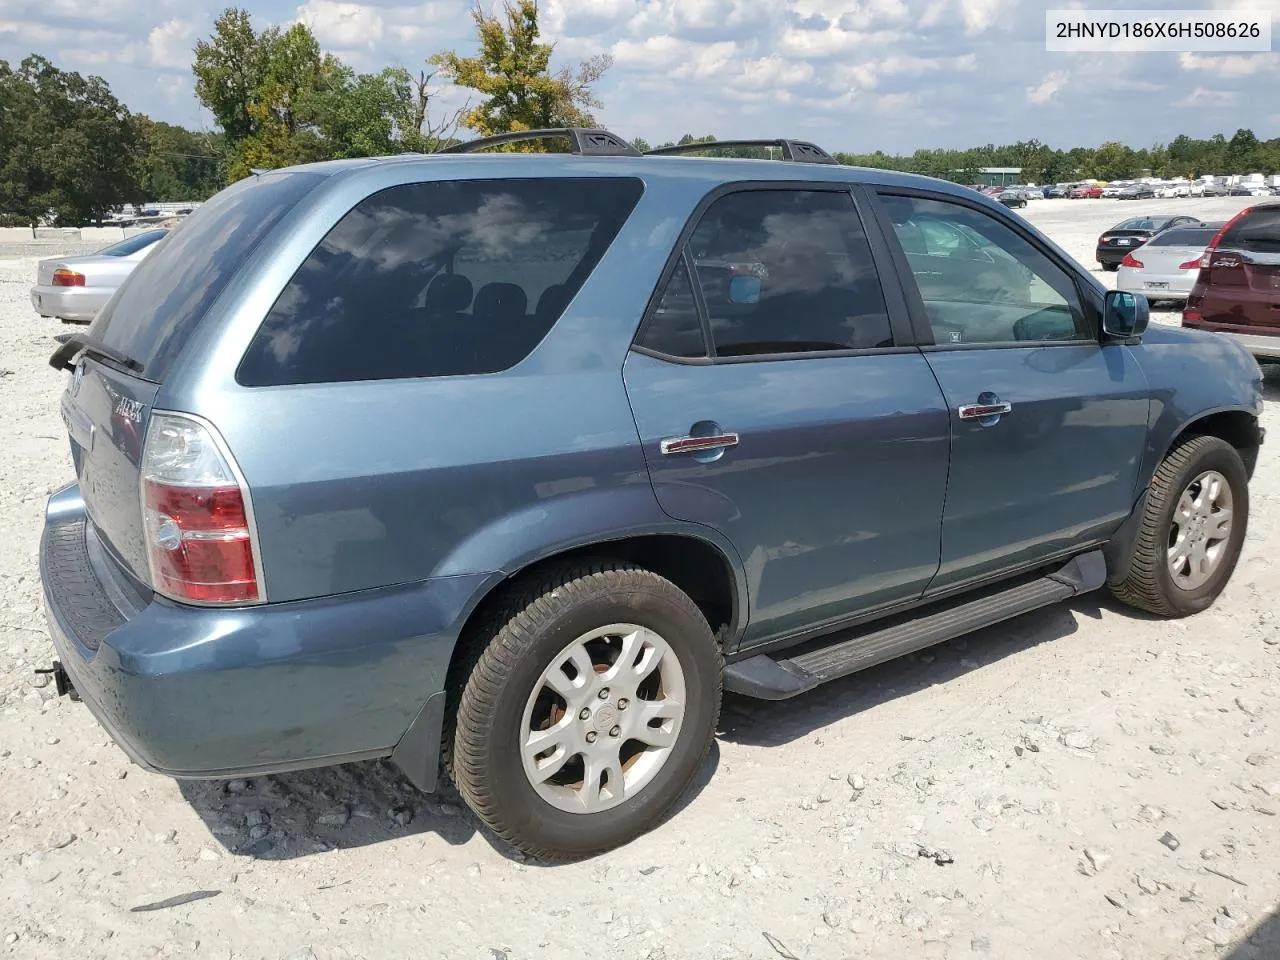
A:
450,561,723,860
1101,263,1119,272
1110,436,1248,618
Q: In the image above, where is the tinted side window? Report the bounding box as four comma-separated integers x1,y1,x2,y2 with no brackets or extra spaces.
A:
635,258,707,358
687,190,892,357
238,178,644,386
881,194,1088,346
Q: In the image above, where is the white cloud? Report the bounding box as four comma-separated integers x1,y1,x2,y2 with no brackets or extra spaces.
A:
1178,52,1280,77
1174,87,1236,108
1026,70,1067,104
877,53,977,75
777,25,911,57
296,0,385,48
148,19,195,70
958,0,1014,35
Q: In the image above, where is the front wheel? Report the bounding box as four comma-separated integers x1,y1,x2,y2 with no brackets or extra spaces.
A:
449,561,723,860
1110,435,1249,617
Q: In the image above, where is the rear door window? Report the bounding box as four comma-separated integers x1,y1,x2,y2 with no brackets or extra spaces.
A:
91,172,323,382
237,177,644,385
684,189,893,357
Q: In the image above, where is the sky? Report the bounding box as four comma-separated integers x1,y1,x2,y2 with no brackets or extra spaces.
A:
0,0,1277,154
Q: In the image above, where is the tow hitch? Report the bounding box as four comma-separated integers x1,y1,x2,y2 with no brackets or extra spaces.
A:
35,661,80,701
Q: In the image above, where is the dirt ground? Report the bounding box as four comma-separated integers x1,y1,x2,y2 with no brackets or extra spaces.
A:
1,197,1277,960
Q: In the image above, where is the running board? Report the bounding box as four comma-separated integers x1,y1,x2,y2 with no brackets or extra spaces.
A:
724,551,1105,700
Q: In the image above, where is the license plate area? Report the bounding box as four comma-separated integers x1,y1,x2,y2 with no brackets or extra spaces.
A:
1145,282,1169,290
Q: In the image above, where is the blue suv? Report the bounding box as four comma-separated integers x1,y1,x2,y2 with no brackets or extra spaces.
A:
40,130,1265,859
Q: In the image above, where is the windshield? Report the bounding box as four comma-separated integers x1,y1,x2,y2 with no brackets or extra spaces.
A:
90,172,322,382
95,229,168,257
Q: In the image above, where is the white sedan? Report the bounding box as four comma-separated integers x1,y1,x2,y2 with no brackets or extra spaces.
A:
30,229,168,323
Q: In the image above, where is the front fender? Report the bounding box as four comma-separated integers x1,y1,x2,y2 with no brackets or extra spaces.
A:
1131,327,1265,488
429,480,750,635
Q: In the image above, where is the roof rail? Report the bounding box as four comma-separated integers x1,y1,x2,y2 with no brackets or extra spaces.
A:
437,128,641,157
643,139,838,165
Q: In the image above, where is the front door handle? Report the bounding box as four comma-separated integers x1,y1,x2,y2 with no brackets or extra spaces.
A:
957,401,1012,420
660,432,740,455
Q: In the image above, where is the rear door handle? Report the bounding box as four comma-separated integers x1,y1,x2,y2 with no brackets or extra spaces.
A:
957,402,1012,420
660,433,740,455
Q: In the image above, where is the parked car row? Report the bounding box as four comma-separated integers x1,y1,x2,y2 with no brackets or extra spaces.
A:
969,180,1280,203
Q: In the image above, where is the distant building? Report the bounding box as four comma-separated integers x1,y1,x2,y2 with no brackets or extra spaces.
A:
977,167,1022,187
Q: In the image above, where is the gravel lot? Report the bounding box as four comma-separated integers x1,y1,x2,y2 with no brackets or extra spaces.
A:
1,197,1277,960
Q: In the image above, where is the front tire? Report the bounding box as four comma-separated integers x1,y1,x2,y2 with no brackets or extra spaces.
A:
450,561,723,860
1110,435,1249,617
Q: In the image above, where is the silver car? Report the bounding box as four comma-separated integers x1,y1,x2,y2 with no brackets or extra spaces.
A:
1115,222,1221,302
30,229,169,323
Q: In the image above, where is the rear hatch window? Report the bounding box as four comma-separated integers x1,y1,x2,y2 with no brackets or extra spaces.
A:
1220,207,1280,255
90,172,323,383
1146,226,1219,247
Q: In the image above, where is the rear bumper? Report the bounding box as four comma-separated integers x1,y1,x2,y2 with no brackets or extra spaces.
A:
1096,247,1135,266
1116,269,1197,298
30,285,109,322
39,482,488,788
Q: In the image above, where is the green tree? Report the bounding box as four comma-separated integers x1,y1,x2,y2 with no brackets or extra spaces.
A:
432,0,612,141
381,67,467,152
133,117,226,200
0,55,142,226
1092,141,1138,180
193,9,262,142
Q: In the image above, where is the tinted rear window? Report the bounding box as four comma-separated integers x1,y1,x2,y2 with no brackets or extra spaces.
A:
1147,226,1219,247
97,230,168,256
91,173,322,382
237,177,644,386
1115,218,1169,231
1220,208,1280,254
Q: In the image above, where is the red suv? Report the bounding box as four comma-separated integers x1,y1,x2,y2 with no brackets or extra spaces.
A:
1071,184,1103,199
1184,202,1280,363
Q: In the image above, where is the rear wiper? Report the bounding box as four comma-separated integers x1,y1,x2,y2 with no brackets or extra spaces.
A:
49,332,143,374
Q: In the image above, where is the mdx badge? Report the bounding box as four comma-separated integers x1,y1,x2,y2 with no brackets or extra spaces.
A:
113,395,145,423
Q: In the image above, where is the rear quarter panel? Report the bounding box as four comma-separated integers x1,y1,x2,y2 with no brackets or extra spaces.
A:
155,159,751,604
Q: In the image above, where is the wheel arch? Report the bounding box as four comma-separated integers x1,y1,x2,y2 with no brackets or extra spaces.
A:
1105,406,1261,584
1161,407,1263,481
393,510,748,792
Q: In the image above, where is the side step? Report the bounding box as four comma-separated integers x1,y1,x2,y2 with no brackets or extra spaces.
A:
724,551,1105,700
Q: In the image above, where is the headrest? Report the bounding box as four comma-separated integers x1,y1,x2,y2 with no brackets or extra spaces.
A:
535,284,571,321
473,282,528,320
424,273,473,313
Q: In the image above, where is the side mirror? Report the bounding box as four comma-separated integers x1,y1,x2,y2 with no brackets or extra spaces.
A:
1102,289,1149,340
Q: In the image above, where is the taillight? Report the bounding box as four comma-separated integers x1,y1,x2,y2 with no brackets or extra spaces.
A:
141,413,262,605
1199,206,1253,266
1178,258,1202,271
1120,253,1143,268
52,269,85,287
